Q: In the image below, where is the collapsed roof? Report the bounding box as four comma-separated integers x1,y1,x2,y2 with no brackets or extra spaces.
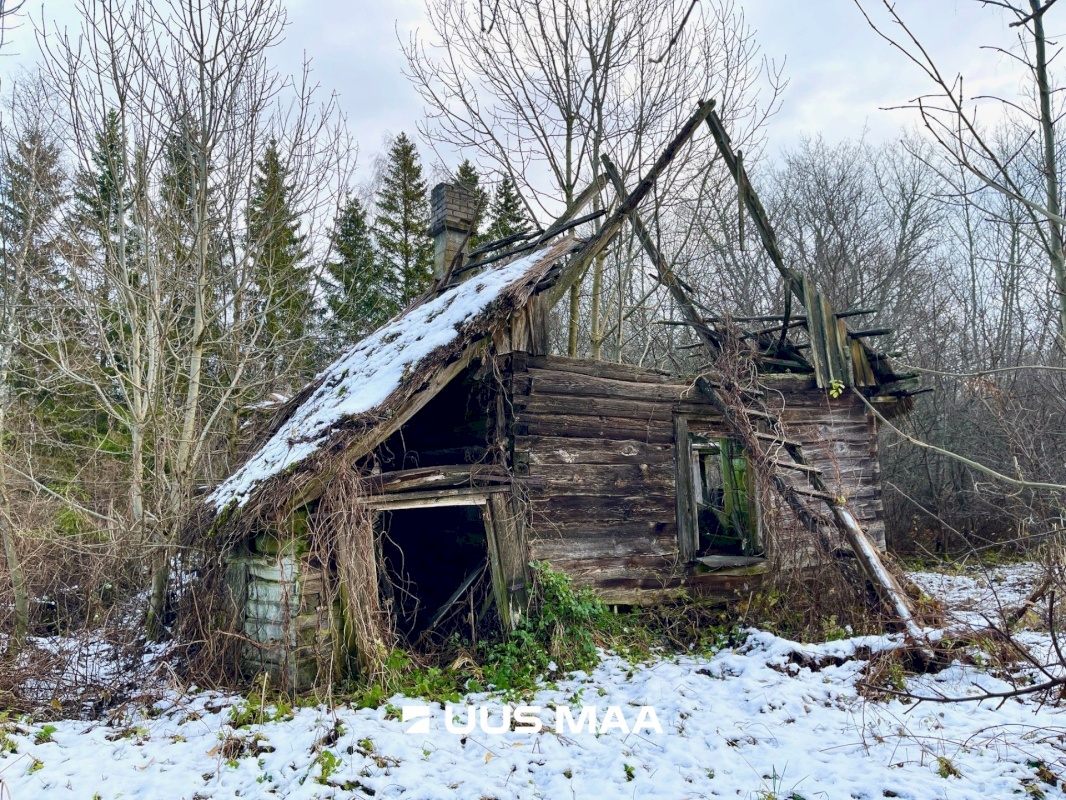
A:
205,100,921,529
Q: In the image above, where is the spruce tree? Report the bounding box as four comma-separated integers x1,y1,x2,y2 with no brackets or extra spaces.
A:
0,125,67,645
374,133,432,304
0,126,66,298
455,158,488,248
0,123,68,383
74,110,128,233
484,174,531,243
73,109,137,281
247,139,312,369
322,194,394,345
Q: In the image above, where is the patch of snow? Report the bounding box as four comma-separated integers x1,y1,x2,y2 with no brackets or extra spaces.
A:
4,564,1066,798
208,247,554,511
242,392,291,412
3,628,1065,799
910,561,1043,628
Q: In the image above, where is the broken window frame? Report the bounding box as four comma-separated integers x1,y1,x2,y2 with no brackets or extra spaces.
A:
674,416,763,562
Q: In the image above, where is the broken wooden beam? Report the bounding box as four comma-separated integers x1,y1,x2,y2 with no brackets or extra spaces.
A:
848,327,893,338
769,458,822,475
420,558,488,638
544,99,718,308
752,431,805,449
367,465,511,494
602,152,722,357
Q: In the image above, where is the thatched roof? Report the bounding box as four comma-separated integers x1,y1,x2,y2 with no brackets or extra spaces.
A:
208,237,577,521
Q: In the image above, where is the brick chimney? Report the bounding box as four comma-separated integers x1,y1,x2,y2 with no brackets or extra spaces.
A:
430,182,479,280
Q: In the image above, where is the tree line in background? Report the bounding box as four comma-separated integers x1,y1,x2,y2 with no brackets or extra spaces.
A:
323,141,530,345
0,0,538,642
0,0,1063,644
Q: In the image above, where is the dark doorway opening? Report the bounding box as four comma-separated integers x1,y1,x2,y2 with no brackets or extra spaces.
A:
379,504,492,640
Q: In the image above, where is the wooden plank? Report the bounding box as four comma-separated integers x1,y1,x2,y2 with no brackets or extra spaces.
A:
517,435,674,466
695,556,770,576
527,294,551,356
530,536,676,562
786,484,838,502
518,368,694,403
513,413,674,443
769,458,822,475
836,506,926,645
528,494,676,523
522,463,675,495
821,295,849,387
851,338,877,386
674,416,696,561
481,501,512,633
523,355,676,384
802,280,830,389
696,555,765,568
367,464,510,494
540,554,680,579
513,392,679,422
527,519,676,541
363,487,507,511
487,494,530,623
752,431,806,449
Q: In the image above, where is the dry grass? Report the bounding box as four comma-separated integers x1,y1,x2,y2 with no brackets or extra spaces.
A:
315,472,395,683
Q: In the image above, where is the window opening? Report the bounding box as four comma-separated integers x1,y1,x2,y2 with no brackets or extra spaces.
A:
688,434,761,558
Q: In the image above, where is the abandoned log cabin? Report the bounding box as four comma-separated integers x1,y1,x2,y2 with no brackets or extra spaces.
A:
196,103,923,688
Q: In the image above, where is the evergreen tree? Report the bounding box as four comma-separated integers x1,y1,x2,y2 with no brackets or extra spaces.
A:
0,126,66,299
247,139,312,373
74,110,129,232
484,174,531,243
73,109,137,280
321,194,394,345
158,127,224,358
455,158,488,248
160,128,197,217
374,132,432,304
0,124,69,391
72,110,146,385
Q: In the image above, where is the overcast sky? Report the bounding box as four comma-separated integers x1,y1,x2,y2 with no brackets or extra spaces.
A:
0,0,1043,178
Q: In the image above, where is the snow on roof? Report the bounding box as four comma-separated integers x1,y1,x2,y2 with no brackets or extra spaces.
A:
208,245,555,512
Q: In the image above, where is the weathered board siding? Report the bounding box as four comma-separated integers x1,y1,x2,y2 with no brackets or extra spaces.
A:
509,354,886,604
229,547,337,690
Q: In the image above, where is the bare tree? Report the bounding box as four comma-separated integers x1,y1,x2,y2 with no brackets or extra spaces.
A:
856,0,1066,346
33,0,353,637
404,0,782,357
0,75,66,645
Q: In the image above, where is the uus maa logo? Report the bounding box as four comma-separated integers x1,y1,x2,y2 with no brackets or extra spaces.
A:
402,703,663,735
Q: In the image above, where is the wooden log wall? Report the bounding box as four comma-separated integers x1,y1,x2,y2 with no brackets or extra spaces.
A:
508,354,886,604
761,374,886,554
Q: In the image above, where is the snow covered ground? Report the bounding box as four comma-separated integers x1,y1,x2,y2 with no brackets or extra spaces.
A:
909,560,1045,629
2,563,1064,800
